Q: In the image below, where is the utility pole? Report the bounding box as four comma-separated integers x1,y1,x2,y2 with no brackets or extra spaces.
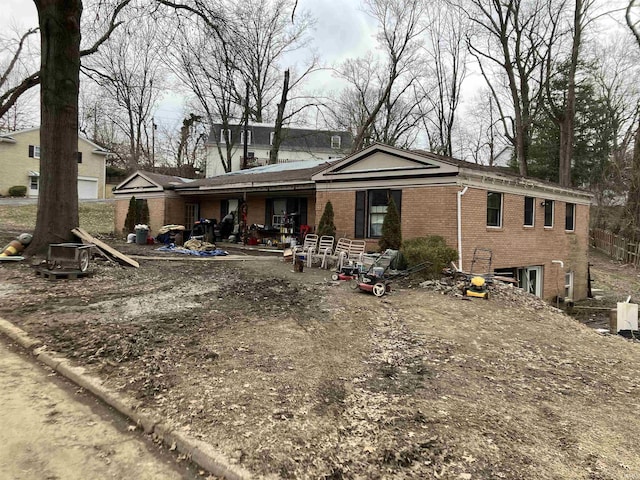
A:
242,82,249,170
152,117,157,170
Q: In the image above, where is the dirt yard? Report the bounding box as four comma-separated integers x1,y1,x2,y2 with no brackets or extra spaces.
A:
1,231,640,479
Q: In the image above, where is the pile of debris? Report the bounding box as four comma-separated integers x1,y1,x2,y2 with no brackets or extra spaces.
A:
418,276,557,312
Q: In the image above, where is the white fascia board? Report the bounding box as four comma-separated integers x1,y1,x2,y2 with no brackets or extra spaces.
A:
315,176,459,192
458,171,593,204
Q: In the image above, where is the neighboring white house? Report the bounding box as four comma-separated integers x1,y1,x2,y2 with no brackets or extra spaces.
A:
204,123,353,177
0,127,110,199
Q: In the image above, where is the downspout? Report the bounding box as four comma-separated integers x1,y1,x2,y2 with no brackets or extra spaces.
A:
457,186,469,271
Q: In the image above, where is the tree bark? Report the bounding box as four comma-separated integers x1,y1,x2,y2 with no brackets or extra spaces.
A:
30,0,81,253
269,69,289,164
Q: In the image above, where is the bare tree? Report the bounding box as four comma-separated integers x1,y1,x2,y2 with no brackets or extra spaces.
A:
234,0,314,123
82,16,164,172
0,27,40,124
341,0,426,152
624,0,640,238
418,0,468,158
28,0,132,253
464,0,564,176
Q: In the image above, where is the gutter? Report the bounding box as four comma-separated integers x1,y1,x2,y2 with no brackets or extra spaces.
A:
457,186,469,270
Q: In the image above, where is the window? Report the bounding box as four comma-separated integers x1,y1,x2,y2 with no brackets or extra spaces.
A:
565,203,575,231
240,130,252,145
270,132,275,145
544,200,554,227
220,129,232,143
368,190,388,237
77,152,83,164
524,196,535,227
331,135,341,149
355,189,402,238
30,176,38,190
28,145,40,158
486,191,502,227
265,197,308,228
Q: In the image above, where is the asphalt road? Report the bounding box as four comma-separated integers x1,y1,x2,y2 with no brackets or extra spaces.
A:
0,339,198,480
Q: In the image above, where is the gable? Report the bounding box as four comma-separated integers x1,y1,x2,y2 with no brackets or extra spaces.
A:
312,144,459,185
114,173,164,193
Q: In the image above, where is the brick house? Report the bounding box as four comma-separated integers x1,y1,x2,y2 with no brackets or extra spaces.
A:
113,143,592,300
0,127,109,198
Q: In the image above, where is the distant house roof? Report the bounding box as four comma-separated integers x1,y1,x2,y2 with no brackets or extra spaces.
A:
0,127,112,155
206,123,353,151
177,159,335,192
113,170,195,195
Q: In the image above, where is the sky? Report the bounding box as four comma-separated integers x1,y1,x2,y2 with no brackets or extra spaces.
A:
0,0,378,129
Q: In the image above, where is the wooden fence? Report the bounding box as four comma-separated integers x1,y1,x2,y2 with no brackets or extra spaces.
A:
590,228,640,266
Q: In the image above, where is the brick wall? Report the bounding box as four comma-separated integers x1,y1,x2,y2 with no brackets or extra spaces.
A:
318,185,589,300
459,188,589,300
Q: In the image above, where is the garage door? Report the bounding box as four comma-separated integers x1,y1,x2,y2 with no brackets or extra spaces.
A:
78,178,98,199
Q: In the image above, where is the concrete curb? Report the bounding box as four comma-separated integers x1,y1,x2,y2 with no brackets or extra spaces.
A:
0,317,253,480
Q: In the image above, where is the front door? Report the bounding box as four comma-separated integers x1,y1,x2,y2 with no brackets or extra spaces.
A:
518,266,543,297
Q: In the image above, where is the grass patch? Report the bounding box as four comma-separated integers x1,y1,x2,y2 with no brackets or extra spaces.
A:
0,201,114,234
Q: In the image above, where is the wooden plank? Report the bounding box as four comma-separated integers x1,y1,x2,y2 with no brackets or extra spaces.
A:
72,227,139,268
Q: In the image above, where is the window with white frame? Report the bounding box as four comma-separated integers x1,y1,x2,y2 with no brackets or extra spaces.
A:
487,191,503,227
29,176,38,190
544,200,554,227
565,203,575,231
240,130,252,145
355,189,402,239
270,132,275,145
331,135,341,149
220,129,232,143
28,145,41,158
524,196,535,227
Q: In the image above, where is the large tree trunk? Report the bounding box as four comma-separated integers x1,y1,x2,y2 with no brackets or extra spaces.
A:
557,0,582,187
269,69,289,164
625,116,640,240
30,0,81,253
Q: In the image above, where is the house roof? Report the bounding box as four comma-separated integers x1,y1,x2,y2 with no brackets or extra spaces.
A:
0,127,112,155
178,159,335,191
206,123,353,151
113,170,194,194
312,143,592,203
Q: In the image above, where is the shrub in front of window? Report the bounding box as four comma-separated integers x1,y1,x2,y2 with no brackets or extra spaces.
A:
8,185,27,197
378,196,401,251
400,236,458,280
316,201,336,238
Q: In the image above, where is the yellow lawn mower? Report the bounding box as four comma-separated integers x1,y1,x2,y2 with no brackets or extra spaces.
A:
465,275,490,299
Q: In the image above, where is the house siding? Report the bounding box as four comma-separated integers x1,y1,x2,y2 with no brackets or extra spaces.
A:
0,129,106,198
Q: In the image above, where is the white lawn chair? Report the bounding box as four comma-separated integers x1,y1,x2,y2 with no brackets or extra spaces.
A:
345,239,366,264
321,237,351,269
291,234,318,264
308,235,335,267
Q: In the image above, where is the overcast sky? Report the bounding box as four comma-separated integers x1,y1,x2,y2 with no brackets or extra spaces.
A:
1,0,379,127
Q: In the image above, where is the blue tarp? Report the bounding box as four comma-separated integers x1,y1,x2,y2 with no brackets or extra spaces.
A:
156,244,228,256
